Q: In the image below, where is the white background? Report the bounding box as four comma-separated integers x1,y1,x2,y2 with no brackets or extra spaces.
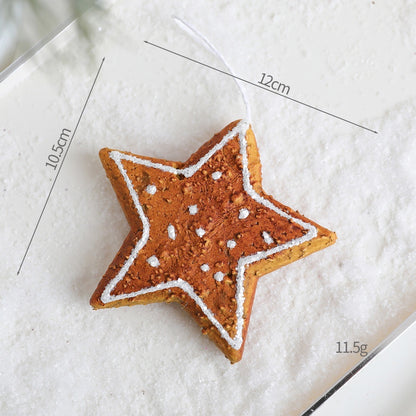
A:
1,1,415,415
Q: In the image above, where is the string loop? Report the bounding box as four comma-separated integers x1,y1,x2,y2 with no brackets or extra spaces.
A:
173,16,252,123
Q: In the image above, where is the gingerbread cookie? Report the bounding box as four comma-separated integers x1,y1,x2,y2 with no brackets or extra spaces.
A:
90,120,336,363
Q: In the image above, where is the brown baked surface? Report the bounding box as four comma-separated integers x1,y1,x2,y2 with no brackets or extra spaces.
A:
90,120,336,363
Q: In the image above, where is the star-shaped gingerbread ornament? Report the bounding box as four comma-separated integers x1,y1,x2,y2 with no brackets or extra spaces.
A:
91,120,336,363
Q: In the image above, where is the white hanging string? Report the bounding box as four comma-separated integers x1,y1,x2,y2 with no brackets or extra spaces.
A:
173,16,252,123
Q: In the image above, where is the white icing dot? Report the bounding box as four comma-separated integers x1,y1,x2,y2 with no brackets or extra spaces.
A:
200,264,210,272
146,184,156,195
214,272,225,282
239,208,250,219
212,171,222,180
262,231,274,244
188,204,198,215
167,224,176,240
227,240,236,249
147,255,159,267
196,227,206,237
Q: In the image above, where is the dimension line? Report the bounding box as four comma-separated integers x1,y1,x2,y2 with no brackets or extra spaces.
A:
144,40,377,134
17,57,105,275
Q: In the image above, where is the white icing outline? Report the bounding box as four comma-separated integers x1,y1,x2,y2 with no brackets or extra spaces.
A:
100,120,317,350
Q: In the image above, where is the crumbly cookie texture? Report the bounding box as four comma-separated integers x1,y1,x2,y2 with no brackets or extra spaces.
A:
90,120,336,363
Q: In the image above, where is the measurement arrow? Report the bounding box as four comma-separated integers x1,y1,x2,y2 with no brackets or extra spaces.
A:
17,57,105,275
144,40,377,134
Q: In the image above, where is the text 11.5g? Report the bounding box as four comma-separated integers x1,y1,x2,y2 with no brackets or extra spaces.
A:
336,341,368,357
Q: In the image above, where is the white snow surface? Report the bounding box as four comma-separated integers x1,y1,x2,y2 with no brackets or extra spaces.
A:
0,1,415,415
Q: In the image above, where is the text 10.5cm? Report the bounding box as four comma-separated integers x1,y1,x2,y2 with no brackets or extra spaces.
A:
45,128,71,170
